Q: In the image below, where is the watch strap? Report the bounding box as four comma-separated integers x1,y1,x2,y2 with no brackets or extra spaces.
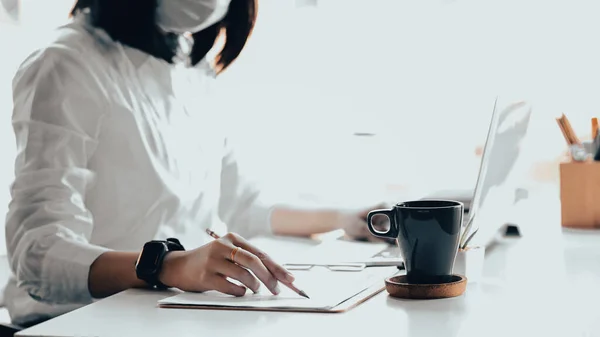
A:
165,238,185,251
138,238,185,289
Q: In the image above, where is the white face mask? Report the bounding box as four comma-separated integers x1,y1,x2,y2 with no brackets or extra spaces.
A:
156,0,232,34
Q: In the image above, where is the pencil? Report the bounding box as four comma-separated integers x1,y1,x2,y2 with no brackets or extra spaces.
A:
205,229,310,299
560,113,581,145
556,117,571,145
592,117,598,140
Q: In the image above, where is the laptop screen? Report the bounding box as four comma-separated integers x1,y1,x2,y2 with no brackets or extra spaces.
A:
463,97,533,246
466,98,500,224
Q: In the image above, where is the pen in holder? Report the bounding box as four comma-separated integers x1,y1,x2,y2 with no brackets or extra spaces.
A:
560,158,600,229
556,114,600,228
453,213,484,283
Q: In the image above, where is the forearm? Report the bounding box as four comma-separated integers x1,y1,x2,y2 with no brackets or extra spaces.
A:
270,207,343,236
88,251,147,298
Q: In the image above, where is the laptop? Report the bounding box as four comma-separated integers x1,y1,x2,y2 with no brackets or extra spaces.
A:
427,98,532,244
363,97,533,266
263,97,532,269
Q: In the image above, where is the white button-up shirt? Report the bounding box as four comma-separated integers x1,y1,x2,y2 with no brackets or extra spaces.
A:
4,13,273,325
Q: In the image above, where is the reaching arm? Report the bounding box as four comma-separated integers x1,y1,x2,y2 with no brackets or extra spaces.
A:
270,208,343,237
215,137,395,240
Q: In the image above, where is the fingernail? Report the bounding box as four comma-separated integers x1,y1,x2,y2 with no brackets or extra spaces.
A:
285,272,295,282
273,284,281,295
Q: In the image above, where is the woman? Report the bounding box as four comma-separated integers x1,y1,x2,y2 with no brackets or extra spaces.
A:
4,0,383,326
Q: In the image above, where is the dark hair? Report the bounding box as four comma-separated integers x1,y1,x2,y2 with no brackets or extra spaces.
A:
70,0,257,74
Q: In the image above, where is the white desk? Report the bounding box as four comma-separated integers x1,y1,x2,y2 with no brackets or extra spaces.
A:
17,192,600,337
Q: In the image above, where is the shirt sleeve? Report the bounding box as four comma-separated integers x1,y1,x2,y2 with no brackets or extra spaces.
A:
6,48,111,305
218,138,275,238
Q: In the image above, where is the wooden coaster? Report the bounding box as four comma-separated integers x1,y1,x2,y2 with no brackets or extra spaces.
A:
385,274,467,299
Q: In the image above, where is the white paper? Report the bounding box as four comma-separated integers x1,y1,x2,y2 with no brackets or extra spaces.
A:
297,240,389,264
248,236,401,266
158,267,397,310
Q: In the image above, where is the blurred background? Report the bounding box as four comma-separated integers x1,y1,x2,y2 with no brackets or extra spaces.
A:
1,0,599,254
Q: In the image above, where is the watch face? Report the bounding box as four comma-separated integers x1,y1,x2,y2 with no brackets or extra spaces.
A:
136,241,168,276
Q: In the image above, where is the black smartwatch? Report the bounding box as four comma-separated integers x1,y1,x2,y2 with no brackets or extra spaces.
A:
135,238,185,289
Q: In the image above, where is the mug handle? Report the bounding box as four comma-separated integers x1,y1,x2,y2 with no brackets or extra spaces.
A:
366,209,399,239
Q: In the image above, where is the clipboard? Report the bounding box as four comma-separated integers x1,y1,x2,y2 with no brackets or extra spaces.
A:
157,267,400,313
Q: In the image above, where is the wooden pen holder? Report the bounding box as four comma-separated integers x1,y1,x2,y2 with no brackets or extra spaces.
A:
560,159,600,228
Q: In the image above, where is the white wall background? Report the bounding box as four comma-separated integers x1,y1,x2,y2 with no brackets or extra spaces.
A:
2,0,600,254
217,0,600,205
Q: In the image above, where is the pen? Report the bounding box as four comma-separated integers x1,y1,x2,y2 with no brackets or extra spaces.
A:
556,118,570,146
461,227,479,250
594,140,600,161
205,229,310,299
459,212,476,249
592,118,600,157
556,113,580,146
561,113,581,145
595,131,600,159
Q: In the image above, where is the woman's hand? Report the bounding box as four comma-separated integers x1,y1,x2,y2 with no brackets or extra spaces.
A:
158,233,294,296
339,203,395,244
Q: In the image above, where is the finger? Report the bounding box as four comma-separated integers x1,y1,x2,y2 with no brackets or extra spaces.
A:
260,256,295,284
355,216,395,244
230,247,280,295
350,234,387,244
358,203,388,219
366,233,383,242
372,213,391,226
210,274,248,297
224,233,294,284
364,214,391,233
385,237,397,245
362,229,384,243
210,239,275,293
344,224,379,242
215,260,261,294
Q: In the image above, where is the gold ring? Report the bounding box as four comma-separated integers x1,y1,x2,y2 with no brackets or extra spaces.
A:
230,247,240,263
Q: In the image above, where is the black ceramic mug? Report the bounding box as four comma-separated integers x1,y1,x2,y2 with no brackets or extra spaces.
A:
367,200,463,284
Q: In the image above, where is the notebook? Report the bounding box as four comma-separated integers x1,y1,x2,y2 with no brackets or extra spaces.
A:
158,266,399,313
